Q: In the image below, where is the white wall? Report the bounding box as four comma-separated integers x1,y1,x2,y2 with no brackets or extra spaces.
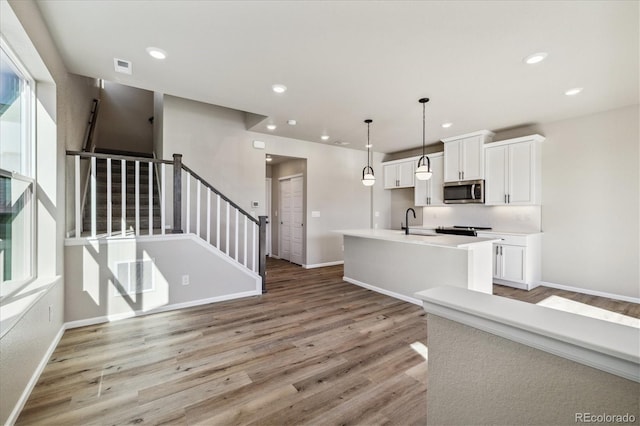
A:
539,105,639,299
162,95,390,266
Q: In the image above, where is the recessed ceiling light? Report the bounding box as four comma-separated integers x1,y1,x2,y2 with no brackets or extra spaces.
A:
266,155,273,162
146,47,167,60
272,84,287,94
287,119,297,126
321,135,330,141
565,87,583,96
365,144,372,148
266,124,277,130
441,122,453,128
524,52,548,65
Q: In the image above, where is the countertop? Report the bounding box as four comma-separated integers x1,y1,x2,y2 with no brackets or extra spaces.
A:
335,229,500,249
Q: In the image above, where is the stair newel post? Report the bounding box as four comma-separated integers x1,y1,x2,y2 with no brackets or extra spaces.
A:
258,215,268,293
172,153,183,233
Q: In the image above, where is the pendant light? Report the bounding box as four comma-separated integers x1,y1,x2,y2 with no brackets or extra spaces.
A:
361,119,375,186
415,97,432,181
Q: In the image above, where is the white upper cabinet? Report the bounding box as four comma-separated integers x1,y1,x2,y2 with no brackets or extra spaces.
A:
484,135,544,205
383,158,416,189
414,152,444,206
442,130,494,182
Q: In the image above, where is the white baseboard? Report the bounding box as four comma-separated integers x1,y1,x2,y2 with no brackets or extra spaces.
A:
304,261,344,269
65,290,262,330
538,281,640,304
343,276,422,306
6,324,65,426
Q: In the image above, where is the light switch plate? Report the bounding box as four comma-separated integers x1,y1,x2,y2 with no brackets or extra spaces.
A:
311,211,321,218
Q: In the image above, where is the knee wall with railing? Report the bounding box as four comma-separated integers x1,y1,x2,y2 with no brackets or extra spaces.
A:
66,151,267,288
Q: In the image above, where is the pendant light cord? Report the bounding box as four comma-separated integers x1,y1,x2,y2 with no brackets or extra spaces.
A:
367,121,371,168
422,101,426,158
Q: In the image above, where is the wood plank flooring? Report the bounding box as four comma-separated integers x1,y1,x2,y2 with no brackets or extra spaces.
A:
17,259,428,425
494,283,640,318
17,258,639,425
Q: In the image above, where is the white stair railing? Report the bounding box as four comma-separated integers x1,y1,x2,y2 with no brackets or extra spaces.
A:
67,150,267,290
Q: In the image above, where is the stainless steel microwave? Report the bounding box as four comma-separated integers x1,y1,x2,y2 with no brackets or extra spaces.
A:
443,179,485,204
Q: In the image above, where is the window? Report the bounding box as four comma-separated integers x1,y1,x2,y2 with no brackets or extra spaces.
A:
0,41,35,293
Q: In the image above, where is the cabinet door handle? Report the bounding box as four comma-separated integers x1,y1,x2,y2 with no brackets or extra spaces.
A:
496,246,499,255
507,194,510,203
462,171,464,180
500,246,503,255
504,194,507,203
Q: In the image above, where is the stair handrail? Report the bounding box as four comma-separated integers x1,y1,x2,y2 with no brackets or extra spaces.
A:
66,150,172,165
180,163,258,225
81,98,100,152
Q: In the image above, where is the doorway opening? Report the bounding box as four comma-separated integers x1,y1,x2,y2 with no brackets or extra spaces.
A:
265,155,307,266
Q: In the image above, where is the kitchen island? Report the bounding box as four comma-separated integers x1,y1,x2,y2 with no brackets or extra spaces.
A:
336,229,500,305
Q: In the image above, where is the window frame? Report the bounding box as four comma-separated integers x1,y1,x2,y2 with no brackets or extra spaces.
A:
0,37,37,297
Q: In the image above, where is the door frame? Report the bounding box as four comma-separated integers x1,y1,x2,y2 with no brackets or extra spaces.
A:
278,173,304,262
265,178,271,256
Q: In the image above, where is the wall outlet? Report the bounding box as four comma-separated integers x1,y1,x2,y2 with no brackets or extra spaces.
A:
374,211,380,217
182,275,190,286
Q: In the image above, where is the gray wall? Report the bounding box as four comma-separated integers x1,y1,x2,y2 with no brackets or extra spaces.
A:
411,106,638,300
390,187,423,230
64,236,259,324
427,314,639,425
94,81,154,154
152,92,164,159
161,95,390,266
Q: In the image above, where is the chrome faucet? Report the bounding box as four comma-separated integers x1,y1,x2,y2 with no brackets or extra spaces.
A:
402,208,416,235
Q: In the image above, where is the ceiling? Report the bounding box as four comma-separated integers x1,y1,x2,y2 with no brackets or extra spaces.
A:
35,1,638,154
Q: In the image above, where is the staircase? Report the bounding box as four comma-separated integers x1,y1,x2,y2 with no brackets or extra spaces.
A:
82,157,162,234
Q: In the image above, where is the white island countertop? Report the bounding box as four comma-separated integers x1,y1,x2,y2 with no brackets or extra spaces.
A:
336,228,500,248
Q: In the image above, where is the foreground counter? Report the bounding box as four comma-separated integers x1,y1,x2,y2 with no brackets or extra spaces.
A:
336,229,499,305
417,286,639,425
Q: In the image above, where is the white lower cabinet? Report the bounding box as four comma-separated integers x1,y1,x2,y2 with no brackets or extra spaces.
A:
414,153,443,206
477,232,541,290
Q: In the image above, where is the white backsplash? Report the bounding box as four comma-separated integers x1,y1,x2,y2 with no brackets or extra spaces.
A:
421,205,541,233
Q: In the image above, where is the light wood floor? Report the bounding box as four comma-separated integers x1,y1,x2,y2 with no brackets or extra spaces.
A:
17,259,639,425
17,259,428,425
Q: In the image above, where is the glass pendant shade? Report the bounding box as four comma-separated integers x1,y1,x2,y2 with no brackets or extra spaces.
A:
362,166,375,186
415,155,432,181
415,165,432,181
415,98,432,181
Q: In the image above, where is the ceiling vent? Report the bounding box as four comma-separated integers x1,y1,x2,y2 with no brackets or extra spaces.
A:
113,58,132,75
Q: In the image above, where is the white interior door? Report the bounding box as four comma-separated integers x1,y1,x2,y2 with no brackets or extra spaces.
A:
279,179,292,261
290,176,304,265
